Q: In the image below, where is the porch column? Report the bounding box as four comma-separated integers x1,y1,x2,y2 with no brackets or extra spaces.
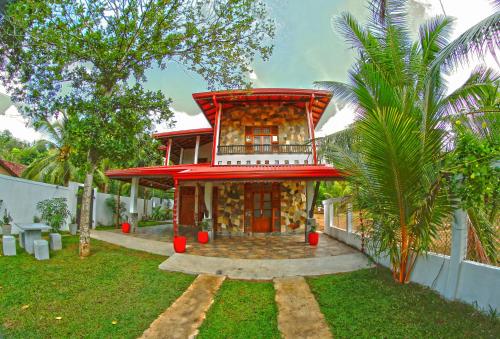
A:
204,182,214,240
165,139,172,166
173,180,179,237
194,183,199,227
179,147,184,164
129,177,139,233
194,135,200,164
305,181,316,240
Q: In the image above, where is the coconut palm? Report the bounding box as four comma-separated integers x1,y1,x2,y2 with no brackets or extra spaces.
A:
316,0,499,282
22,118,77,186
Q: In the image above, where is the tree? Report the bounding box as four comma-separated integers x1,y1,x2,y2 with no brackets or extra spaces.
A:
0,0,274,257
316,0,498,282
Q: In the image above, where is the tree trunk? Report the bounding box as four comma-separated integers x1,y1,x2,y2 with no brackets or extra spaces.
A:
308,181,321,219
79,165,96,258
143,187,148,219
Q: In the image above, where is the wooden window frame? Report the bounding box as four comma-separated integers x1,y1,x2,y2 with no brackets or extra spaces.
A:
245,126,279,153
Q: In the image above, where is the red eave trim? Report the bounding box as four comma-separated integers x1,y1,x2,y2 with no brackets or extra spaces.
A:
153,128,214,139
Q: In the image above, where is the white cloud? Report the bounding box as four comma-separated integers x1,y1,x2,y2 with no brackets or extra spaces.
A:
0,105,44,142
316,104,355,137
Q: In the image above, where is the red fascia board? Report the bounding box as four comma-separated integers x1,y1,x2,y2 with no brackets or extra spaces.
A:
173,165,343,181
153,128,214,139
105,164,210,178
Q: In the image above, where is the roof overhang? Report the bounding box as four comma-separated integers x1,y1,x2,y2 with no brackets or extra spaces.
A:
192,88,333,127
106,164,343,190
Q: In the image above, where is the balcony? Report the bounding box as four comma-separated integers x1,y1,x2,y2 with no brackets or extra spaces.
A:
218,144,312,155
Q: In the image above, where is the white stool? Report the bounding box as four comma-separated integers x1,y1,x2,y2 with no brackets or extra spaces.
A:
2,235,16,256
34,239,50,260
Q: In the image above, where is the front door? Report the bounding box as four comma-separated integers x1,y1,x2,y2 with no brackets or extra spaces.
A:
179,186,195,226
244,183,280,233
253,188,272,232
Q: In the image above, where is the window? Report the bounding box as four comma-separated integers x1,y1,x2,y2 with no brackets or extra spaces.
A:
245,126,278,153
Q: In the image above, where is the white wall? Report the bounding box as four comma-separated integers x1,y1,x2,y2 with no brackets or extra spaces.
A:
0,174,165,232
180,142,212,164
0,175,78,232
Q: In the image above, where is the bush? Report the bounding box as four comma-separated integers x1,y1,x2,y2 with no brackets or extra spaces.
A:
36,198,70,233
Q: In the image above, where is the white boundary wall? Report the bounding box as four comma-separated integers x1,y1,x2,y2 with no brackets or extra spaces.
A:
0,174,166,232
323,198,500,313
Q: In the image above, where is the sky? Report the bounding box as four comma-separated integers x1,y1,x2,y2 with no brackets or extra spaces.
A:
0,0,497,142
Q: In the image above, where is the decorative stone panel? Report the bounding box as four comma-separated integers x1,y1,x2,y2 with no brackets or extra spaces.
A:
216,183,244,235
280,181,307,233
219,104,309,147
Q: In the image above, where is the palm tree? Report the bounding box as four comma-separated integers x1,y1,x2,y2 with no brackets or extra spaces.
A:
22,118,77,186
316,0,499,282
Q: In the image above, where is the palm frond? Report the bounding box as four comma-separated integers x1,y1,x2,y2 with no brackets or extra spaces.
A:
431,12,500,72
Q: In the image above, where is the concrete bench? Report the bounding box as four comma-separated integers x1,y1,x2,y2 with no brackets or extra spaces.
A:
34,239,50,260
2,235,16,256
49,233,62,251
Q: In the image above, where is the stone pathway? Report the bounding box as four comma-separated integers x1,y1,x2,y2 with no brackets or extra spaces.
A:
90,230,174,256
274,276,332,339
140,274,225,339
160,252,371,280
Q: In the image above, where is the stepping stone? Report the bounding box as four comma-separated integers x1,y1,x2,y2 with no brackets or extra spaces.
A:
2,235,16,256
141,274,225,339
274,276,332,339
49,233,62,251
34,239,50,260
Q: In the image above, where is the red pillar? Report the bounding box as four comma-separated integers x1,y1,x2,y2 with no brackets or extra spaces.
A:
173,179,178,237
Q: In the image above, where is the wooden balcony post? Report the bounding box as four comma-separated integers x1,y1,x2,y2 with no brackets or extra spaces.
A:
194,135,200,164
165,138,172,166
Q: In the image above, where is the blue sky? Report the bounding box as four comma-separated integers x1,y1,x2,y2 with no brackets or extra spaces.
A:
0,0,497,141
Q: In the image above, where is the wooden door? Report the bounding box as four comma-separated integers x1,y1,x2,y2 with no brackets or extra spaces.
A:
179,186,195,226
252,188,272,232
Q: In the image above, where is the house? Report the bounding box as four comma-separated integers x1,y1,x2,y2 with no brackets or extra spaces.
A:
0,158,26,177
106,88,342,239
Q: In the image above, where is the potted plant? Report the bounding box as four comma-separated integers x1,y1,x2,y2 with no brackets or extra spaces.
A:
308,223,319,246
121,219,131,233
1,209,13,235
69,215,78,235
198,220,210,244
36,198,71,233
173,235,186,253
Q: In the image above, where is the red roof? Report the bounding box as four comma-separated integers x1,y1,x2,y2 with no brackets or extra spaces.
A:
193,88,332,127
153,128,213,140
0,159,26,177
106,163,343,189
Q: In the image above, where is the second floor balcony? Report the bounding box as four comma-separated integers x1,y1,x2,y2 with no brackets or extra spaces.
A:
218,143,312,155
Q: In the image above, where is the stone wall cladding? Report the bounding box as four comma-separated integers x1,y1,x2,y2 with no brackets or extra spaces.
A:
280,181,307,233
219,104,309,146
216,182,245,235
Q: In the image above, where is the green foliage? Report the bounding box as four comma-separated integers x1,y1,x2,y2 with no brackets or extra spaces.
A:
198,280,280,339
308,268,500,338
0,130,49,166
0,236,195,338
151,205,171,221
105,196,126,223
36,197,71,232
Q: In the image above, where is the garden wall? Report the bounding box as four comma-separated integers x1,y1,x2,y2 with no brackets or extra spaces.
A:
322,202,500,313
0,174,166,233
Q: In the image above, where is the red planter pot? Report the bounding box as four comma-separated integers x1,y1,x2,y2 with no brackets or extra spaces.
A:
308,232,319,246
173,236,187,253
121,222,130,233
198,231,209,244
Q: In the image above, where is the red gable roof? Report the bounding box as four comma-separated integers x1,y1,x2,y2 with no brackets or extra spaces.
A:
192,88,332,128
0,159,26,177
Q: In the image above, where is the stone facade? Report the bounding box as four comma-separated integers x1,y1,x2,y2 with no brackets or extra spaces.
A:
280,181,307,233
219,104,309,146
216,182,245,235
215,181,307,235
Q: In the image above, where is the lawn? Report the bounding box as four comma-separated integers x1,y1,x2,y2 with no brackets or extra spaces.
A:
197,280,280,339
308,268,500,339
0,235,194,339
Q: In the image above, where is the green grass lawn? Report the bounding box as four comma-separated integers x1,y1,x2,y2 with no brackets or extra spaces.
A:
0,235,194,339
95,220,169,230
197,280,280,339
308,268,500,339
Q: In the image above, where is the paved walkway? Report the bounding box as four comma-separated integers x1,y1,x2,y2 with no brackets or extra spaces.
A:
140,274,225,339
90,230,174,256
159,252,371,280
274,276,332,339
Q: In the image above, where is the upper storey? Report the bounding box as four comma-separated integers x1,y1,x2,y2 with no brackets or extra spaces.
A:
155,88,333,166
